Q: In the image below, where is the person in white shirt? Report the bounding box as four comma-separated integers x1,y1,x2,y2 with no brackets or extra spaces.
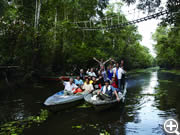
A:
113,63,126,91
60,77,78,95
113,63,119,77
120,64,126,90
117,66,126,91
86,68,96,77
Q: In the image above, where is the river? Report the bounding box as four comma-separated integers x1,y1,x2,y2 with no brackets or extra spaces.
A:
0,68,180,135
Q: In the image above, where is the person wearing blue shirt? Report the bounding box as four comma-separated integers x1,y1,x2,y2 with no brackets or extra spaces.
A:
98,80,120,101
107,65,114,81
74,76,84,87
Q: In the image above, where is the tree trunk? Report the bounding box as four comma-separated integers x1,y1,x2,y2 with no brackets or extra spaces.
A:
34,0,41,29
54,8,57,41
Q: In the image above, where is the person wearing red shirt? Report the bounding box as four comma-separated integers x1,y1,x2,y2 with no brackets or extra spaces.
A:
111,77,118,89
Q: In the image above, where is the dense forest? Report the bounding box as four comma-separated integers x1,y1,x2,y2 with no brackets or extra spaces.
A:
152,25,180,69
151,0,180,69
0,0,179,76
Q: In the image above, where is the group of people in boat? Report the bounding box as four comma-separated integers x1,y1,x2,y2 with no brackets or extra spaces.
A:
60,57,126,102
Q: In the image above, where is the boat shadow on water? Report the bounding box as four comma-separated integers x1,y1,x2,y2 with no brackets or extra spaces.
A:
44,99,85,113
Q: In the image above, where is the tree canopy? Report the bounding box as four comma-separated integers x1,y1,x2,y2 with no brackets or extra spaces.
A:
152,25,180,69
0,0,155,75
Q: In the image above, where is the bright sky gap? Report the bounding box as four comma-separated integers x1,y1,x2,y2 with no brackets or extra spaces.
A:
109,0,167,57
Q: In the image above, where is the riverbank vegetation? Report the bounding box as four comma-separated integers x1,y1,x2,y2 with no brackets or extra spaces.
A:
151,0,180,69
152,26,180,69
160,69,180,76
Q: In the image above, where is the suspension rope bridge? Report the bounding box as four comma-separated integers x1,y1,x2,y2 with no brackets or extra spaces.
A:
72,9,179,31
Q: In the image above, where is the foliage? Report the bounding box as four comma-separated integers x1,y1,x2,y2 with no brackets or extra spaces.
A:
121,0,180,25
0,0,8,17
99,130,110,135
72,125,82,129
152,25,180,69
127,67,160,74
160,69,180,75
0,1,154,76
76,103,91,108
0,109,49,135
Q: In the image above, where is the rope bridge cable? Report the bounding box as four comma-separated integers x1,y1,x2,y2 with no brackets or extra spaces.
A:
71,1,168,25
73,9,179,31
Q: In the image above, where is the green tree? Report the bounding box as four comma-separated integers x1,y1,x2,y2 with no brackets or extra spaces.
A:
0,1,154,76
152,25,180,68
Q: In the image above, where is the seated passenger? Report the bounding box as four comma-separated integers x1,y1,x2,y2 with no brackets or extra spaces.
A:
74,76,84,87
101,67,108,81
111,77,118,89
79,69,85,80
94,68,99,77
97,70,102,78
98,80,120,101
87,76,93,84
60,77,78,95
82,78,94,93
92,76,99,90
96,75,104,89
86,68,96,77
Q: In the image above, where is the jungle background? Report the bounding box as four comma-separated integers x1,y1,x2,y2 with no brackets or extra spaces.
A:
0,0,179,78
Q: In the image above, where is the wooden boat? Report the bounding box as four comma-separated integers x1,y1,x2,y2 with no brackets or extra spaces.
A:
84,83,127,111
44,90,86,111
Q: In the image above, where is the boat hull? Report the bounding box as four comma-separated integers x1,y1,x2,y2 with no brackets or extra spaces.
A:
84,83,127,111
44,91,85,112
92,101,119,111
44,98,84,112
84,93,121,111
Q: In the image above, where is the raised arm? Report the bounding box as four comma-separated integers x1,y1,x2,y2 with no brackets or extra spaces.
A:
111,58,116,63
59,77,63,82
122,68,126,74
59,76,65,85
93,57,101,64
86,69,90,75
103,58,112,65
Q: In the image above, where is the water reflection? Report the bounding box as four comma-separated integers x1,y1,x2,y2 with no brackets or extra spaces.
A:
1,70,180,135
0,98,29,124
125,72,161,134
141,72,158,94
